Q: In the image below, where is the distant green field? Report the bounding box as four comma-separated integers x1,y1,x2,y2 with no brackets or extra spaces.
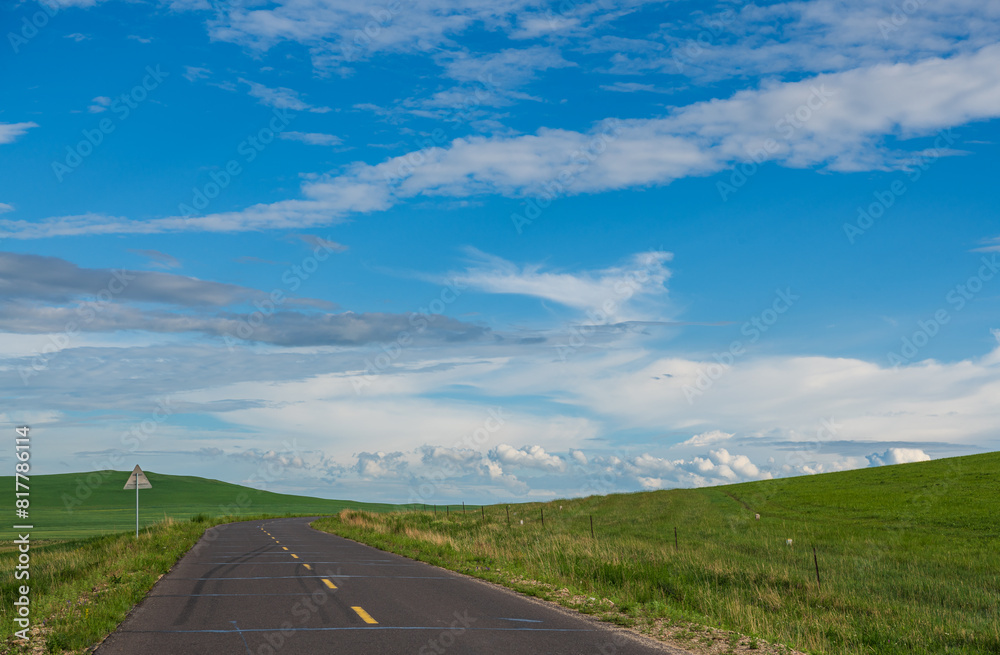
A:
0,470,402,541
315,452,1000,655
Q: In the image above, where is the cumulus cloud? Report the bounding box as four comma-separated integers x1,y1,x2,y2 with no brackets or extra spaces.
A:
866,448,932,467
355,451,408,479
490,444,566,471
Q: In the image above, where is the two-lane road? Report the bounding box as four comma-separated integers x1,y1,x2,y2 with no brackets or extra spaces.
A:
96,517,689,654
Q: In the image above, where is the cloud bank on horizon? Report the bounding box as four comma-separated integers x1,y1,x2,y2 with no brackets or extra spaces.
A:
2,0,998,502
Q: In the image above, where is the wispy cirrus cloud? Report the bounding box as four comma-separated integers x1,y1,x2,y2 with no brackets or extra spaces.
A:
0,122,39,145
240,78,331,113
6,44,1000,240
449,248,672,317
279,131,342,146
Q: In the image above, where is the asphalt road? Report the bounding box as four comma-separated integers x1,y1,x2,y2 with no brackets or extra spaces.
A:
96,517,690,655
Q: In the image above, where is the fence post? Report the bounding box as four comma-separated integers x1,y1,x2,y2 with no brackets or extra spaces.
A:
813,546,822,590
674,526,678,550
590,515,594,538
506,506,510,526
481,506,485,520
463,502,466,514
541,507,545,528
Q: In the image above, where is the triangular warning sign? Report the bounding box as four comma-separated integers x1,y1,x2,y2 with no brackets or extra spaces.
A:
123,465,152,489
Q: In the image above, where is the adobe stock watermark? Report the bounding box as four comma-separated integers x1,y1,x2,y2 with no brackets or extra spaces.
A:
180,107,294,217
886,254,998,367
683,288,798,404
380,75,499,187
19,269,136,385
51,66,168,182
843,129,956,244
878,0,929,39
8,0,60,54
717,85,835,201
669,3,746,73
351,277,467,393
416,611,476,654
224,237,342,350
510,119,622,234
340,0,410,62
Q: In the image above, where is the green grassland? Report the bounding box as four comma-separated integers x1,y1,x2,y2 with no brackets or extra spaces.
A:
313,452,1000,655
0,470,401,541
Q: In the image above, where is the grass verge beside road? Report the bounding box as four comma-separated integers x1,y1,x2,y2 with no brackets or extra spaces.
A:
0,516,239,654
313,453,999,655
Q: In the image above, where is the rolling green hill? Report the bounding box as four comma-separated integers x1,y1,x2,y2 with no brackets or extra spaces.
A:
0,470,402,540
314,452,1000,655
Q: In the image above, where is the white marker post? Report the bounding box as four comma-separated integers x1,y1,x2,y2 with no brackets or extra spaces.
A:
123,465,152,537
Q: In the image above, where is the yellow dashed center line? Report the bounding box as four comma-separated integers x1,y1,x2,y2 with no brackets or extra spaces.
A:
302,564,311,570
351,606,377,624
282,547,288,551
321,578,337,589
291,554,299,559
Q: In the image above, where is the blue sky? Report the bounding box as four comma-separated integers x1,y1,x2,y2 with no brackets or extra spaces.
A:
3,0,999,504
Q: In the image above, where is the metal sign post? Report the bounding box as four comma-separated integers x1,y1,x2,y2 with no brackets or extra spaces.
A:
123,465,152,537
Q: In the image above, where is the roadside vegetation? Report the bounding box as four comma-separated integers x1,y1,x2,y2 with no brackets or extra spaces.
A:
0,516,229,653
313,452,999,655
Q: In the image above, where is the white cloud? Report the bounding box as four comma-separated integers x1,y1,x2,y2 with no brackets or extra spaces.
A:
0,122,38,145
0,203,13,214
280,131,342,146
490,444,566,471
355,451,408,479
88,96,112,113
443,46,574,88
676,429,733,448
9,44,1000,240
707,448,763,479
65,32,89,41
642,0,1000,82
183,66,211,82
570,449,588,465
866,447,932,466
452,248,672,318
240,78,331,113
600,82,668,93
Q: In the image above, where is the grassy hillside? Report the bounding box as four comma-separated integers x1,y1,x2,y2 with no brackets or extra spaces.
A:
0,470,401,540
313,452,1000,655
